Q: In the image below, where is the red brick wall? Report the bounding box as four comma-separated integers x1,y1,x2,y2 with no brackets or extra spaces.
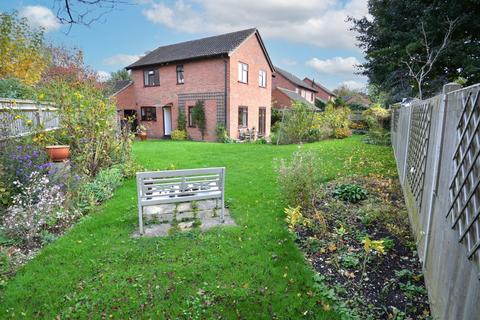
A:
272,88,294,109
184,100,218,141
303,78,334,102
113,83,135,111
125,58,226,139
272,72,297,92
228,34,272,139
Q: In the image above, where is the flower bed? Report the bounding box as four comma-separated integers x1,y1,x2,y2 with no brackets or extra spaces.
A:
288,175,430,319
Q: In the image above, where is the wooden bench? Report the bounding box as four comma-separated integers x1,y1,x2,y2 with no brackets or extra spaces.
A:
136,167,225,234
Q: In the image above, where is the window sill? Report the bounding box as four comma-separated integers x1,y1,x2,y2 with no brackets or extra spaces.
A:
143,85,160,88
177,82,185,85
238,81,248,84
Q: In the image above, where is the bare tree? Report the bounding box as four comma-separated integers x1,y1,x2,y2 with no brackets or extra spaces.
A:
53,0,131,28
402,18,459,99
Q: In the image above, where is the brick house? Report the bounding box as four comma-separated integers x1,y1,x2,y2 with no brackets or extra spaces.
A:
271,67,317,109
113,28,274,141
303,77,337,104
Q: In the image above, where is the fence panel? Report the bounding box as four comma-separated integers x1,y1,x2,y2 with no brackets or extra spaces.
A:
392,83,480,319
0,98,59,140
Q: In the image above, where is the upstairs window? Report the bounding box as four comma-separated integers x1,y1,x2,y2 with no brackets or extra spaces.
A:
176,65,185,84
238,62,248,83
238,106,248,127
143,69,160,86
141,107,157,121
258,70,267,88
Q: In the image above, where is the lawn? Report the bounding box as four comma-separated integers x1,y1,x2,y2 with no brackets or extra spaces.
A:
0,135,396,319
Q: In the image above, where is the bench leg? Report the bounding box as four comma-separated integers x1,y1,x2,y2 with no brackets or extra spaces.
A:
138,205,144,235
221,195,225,223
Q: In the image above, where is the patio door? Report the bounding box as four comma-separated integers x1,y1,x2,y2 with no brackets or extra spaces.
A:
258,107,266,136
163,106,172,136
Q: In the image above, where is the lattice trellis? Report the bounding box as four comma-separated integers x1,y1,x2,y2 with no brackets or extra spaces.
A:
406,102,433,209
447,89,480,268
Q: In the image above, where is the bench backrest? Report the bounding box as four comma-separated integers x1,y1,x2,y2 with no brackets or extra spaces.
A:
136,167,225,203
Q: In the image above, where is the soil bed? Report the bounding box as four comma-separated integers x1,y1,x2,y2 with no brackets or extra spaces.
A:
294,175,430,319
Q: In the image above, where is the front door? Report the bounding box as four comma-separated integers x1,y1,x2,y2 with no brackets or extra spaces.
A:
163,106,172,136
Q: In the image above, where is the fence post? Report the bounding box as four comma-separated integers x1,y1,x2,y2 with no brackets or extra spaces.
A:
422,83,462,267
402,105,413,185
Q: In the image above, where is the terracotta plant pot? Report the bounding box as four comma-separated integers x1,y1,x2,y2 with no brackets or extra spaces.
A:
46,145,70,162
139,132,148,141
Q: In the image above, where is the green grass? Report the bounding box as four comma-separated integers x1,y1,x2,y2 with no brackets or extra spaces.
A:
0,135,395,319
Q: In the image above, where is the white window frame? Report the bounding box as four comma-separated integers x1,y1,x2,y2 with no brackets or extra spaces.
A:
238,62,248,83
258,70,267,88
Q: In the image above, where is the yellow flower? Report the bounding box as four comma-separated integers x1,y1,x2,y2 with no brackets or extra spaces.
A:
38,93,45,101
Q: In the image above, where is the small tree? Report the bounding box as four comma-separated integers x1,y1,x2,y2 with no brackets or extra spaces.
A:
192,100,206,140
176,107,187,131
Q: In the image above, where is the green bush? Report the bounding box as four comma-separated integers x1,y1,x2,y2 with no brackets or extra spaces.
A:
277,150,324,214
363,104,391,145
314,104,352,139
215,123,230,143
0,78,36,99
277,102,316,144
171,129,187,141
192,100,206,140
176,108,187,131
333,184,368,203
78,166,123,209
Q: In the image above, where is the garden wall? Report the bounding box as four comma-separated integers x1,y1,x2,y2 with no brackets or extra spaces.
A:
0,98,59,140
391,83,480,319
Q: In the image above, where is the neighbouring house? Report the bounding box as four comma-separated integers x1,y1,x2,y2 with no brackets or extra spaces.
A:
303,77,336,104
112,28,274,141
271,67,317,109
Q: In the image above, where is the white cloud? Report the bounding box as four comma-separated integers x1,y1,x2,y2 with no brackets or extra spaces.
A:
103,54,141,67
96,70,112,82
19,6,60,32
340,80,366,91
141,0,367,49
306,56,360,74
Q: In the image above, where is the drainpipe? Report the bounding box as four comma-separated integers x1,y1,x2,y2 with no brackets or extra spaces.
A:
223,58,228,130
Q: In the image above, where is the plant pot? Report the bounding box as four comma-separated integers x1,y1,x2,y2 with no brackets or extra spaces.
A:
45,145,70,162
139,132,148,141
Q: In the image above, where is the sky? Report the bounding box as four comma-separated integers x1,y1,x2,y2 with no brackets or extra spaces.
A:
0,0,369,91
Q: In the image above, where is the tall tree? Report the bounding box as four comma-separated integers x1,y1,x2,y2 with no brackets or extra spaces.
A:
110,69,131,82
0,13,48,86
351,0,480,102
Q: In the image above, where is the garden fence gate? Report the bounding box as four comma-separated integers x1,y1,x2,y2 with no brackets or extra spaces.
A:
391,83,480,319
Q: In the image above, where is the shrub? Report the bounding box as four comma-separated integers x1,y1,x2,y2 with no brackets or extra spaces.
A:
363,104,391,145
42,80,132,177
0,78,36,99
277,101,316,144
315,104,351,139
78,166,123,208
215,123,229,142
2,171,67,246
277,150,323,214
171,129,187,141
192,100,206,140
333,127,352,139
333,184,368,203
177,108,187,131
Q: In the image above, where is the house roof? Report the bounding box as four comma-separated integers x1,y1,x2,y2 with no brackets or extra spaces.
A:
109,80,133,97
126,28,274,71
344,94,371,107
274,67,317,92
277,87,317,108
303,77,336,97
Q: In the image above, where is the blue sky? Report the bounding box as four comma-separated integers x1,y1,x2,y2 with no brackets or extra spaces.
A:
1,0,368,91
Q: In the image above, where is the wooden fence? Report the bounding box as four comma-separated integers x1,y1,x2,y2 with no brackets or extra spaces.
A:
0,98,59,140
391,83,480,319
